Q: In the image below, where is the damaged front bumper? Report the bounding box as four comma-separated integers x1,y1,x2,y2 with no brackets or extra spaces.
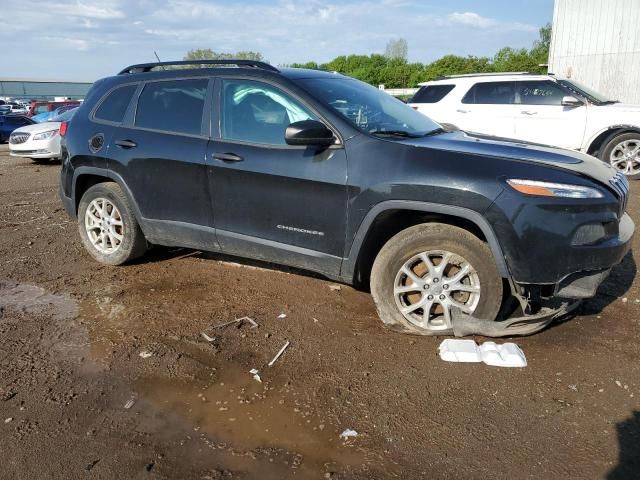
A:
450,300,581,337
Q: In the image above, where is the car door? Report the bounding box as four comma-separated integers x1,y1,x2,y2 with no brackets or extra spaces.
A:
513,80,587,149
453,81,520,139
105,77,217,249
206,77,348,276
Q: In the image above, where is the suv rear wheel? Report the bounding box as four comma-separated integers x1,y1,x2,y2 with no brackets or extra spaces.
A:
599,132,640,179
77,182,147,265
370,223,502,335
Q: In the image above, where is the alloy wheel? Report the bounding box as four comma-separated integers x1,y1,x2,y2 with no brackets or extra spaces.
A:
393,250,481,331
84,198,124,254
610,139,640,176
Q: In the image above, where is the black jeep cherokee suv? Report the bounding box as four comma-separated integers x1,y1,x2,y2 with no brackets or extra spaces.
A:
59,60,634,336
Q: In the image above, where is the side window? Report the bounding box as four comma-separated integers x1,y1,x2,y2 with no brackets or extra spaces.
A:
135,79,208,136
461,81,515,104
222,79,317,145
410,85,455,104
94,84,137,123
35,105,49,114
516,81,567,106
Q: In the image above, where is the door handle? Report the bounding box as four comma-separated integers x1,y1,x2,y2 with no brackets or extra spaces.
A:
114,139,137,149
213,152,243,162
520,111,538,115
456,109,469,114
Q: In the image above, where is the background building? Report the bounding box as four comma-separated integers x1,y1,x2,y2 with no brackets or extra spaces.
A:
549,0,640,103
0,78,93,101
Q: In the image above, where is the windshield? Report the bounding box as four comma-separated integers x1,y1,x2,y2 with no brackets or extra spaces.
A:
558,79,616,105
297,77,441,138
32,111,54,123
51,107,77,122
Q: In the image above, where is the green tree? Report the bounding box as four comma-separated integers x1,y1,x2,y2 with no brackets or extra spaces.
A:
384,38,408,61
183,49,264,62
184,22,552,91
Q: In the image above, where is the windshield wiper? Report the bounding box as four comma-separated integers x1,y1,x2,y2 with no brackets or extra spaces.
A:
369,129,421,138
422,127,447,137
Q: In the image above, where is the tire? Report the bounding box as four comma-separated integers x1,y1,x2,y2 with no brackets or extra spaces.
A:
370,223,503,335
599,132,640,180
77,182,147,265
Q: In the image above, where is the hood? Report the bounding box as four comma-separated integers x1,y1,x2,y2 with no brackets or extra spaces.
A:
405,130,617,186
12,121,62,135
594,102,640,113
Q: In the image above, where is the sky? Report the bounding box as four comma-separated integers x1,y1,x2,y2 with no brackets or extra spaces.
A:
1,0,554,81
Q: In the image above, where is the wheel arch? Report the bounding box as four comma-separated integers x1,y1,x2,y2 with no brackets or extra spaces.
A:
586,125,640,156
341,200,509,287
72,167,145,226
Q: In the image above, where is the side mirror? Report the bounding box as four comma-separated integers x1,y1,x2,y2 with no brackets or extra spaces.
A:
561,95,583,107
285,120,335,146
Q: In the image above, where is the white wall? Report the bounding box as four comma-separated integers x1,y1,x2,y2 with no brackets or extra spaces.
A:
549,0,640,103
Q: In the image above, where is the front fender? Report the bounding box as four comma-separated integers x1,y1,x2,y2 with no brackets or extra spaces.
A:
340,199,509,282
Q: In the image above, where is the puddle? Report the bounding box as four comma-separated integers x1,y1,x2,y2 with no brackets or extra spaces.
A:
0,279,384,476
137,363,376,477
0,280,105,373
0,280,77,321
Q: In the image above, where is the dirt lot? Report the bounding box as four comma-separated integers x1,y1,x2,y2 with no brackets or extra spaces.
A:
0,143,639,480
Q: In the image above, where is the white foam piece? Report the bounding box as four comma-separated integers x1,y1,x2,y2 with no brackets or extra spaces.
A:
438,339,482,363
439,339,527,368
479,342,527,368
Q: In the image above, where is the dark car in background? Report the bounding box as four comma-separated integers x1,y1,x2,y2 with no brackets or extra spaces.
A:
59,60,633,337
0,115,35,143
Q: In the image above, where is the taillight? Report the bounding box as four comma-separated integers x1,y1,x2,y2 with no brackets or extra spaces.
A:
59,121,68,137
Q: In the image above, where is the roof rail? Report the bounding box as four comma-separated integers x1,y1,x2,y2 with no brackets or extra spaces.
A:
437,71,544,79
118,60,279,75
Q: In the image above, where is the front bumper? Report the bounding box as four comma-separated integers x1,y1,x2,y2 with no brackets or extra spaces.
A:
10,149,58,159
10,137,61,159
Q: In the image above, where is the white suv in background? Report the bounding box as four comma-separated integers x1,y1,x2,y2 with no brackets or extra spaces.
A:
409,73,640,179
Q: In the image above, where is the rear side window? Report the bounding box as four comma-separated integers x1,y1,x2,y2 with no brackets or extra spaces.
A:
94,84,137,123
410,85,455,104
35,105,49,114
516,81,567,105
135,79,208,136
462,81,515,104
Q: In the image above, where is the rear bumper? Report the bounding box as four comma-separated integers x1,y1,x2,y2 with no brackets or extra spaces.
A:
59,184,76,219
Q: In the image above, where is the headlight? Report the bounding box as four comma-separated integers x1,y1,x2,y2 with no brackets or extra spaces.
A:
507,179,603,199
32,130,58,141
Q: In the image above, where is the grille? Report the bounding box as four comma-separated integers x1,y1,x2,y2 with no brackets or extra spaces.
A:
609,172,629,217
9,132,30,144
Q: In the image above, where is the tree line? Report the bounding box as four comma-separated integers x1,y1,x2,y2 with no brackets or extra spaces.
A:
182,23,550,89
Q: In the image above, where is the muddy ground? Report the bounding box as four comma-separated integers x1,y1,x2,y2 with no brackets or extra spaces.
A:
0,143,638,480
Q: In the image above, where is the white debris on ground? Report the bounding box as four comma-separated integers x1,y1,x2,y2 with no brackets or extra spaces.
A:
268,340,291,367
212,316,258,329
249,368,262,383
328,285,342,291
277,313,287,319
438,339,527,367
201,332,215,342
139,350,153,359
339,429,358,440
123,398,136,409
4,417,13,424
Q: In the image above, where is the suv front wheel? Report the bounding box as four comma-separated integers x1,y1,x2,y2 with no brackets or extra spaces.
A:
370,223,503,335
78,182,148,265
